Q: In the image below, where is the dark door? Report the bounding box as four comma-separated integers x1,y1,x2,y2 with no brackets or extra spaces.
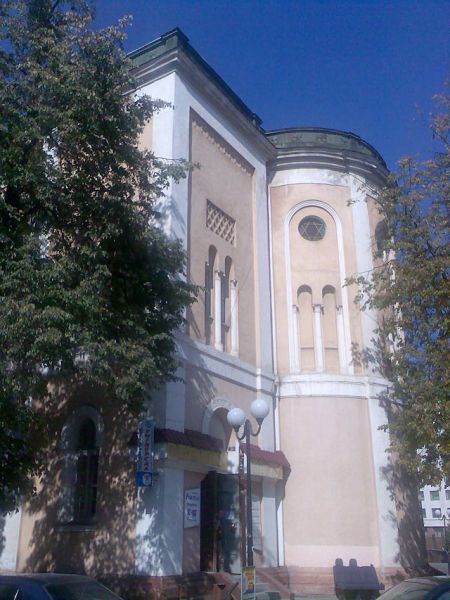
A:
200,471,240,573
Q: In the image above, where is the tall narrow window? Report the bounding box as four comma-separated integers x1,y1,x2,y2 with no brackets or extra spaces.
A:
221,257,231,350
73,418,99,523
298,286,314,371
205,246,217,345
322,286,339,372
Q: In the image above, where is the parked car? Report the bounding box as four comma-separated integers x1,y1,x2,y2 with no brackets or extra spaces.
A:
380,576,450,600
0,574,124,600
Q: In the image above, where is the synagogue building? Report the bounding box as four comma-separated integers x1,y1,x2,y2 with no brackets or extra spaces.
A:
1,28,417,595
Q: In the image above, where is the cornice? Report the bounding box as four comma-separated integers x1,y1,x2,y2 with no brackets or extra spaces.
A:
266,127,388,186
268,150,387,187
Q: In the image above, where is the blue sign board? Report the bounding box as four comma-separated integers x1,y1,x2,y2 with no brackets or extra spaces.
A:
136,419,154,487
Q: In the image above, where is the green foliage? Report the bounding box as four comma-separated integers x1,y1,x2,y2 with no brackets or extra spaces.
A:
0,0,197,510
350,88,449,486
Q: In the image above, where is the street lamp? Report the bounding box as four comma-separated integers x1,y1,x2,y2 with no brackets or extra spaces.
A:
442,514,450,574
227,398,270,567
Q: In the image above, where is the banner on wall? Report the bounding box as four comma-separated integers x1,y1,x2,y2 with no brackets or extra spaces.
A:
184,488,201,528
136,419,154,487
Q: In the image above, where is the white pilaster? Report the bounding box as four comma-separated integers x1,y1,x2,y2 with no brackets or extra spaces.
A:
276,480,285,566
214,270,223,351
262,479,278,566
165,365,185,432
135,467,185,575
350,176,377,370
313,304,324,372
367,392,402,568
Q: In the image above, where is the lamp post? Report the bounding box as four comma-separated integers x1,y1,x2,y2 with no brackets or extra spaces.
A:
227,398,270,567
442,514,450,575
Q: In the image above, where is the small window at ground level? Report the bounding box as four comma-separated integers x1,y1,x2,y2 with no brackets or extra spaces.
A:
298,216,326,241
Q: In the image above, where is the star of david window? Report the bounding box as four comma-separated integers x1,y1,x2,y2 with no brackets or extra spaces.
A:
298,216,326,241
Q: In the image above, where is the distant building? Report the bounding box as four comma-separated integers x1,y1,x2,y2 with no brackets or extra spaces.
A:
1,28,421,593
420,483,450,556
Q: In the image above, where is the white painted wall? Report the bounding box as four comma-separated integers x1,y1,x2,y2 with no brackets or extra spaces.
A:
0,510,20,571
135,467,184,575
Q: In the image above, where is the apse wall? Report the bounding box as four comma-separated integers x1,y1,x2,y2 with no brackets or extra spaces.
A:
266,128,401,576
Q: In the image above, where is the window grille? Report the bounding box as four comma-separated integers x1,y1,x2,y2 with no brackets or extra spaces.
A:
73,418,99,523
298,215,326,241
206,201,236,245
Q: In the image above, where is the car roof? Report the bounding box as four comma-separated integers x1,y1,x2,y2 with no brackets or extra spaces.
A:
0,574,94,585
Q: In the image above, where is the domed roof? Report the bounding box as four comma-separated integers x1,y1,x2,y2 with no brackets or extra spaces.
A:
266,127,387,182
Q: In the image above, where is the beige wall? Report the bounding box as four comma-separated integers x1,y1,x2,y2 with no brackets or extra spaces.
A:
270,182,364,375
187,112,257,366
16,388,137,577
280,394,379,565
139,118,153,151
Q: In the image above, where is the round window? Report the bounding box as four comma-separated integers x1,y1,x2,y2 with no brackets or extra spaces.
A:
298,215,326,241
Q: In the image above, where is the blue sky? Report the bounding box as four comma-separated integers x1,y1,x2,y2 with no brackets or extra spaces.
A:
94,0,449,170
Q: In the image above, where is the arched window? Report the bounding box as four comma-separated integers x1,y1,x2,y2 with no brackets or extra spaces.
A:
73,417,99,523
60,406,103,525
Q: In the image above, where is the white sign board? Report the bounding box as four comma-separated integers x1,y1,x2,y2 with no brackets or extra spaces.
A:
184,488,201,528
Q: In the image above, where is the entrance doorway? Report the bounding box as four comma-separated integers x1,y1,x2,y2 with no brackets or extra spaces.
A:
200,470,241,573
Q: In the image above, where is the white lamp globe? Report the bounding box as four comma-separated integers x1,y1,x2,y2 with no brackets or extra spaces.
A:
250,398,270,422
227,407,246,429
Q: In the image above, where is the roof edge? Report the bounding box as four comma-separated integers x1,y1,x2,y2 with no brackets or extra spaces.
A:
129,27,263,128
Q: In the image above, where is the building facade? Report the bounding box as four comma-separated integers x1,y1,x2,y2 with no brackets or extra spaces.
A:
420,483,450,561
1,28,412,590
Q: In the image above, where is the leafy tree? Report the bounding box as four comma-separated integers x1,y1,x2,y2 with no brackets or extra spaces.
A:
0,0,196,511
351,88,449,486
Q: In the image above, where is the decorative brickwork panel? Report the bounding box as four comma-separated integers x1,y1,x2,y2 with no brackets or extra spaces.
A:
206,200,236,246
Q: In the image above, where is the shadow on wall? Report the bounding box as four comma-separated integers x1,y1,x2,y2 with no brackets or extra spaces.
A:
134,483,184,576
20,336,244,580
176,338,220,430
382,457,431,577
20,382,138,578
